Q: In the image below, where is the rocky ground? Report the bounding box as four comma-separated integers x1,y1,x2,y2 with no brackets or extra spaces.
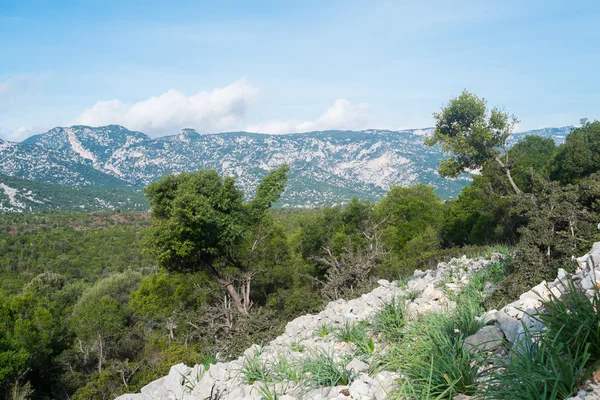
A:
116,246,600,400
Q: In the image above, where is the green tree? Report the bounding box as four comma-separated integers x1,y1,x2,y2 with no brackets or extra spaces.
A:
130,271,214,339
376,184,443,255
441,135,556,247
70,297,128,374
508,135,556,191
489,178,600,304
551,119,600,184
144,166,289,315
426,90,521,194
0,294,29,392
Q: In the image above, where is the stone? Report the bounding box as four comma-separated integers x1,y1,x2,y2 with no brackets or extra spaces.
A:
372,371,399,400
349,379,373,399
483,282,497,294
581,274,599,290
495,310,522,344
519,281,548,301
345,358,369,373
227,386,247,399
557,268,568,280
420,284,444,302
114,395,151,400
140,377,177,400
463,325,504,354
377,279,391,287
191,374,216,397
480,309,498,325
504,305,524,319
576,241,600,270
413,269,426,278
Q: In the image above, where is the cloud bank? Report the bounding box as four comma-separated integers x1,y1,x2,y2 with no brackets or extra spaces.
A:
20,80,372,139
4,126,40,142
74,80,258,136
246,99,372,134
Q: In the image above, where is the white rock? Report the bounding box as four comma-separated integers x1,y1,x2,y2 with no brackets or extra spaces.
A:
345,358,370,373
350,378,374,399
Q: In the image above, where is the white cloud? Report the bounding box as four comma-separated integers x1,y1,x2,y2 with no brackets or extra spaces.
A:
512,123,523,133
246,99,372,134
74,80,258,136
3,126,39,142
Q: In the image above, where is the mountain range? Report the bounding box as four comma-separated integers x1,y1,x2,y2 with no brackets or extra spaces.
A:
0,125,571,211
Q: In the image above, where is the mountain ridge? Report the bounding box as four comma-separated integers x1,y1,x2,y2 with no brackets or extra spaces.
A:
0,125,571,207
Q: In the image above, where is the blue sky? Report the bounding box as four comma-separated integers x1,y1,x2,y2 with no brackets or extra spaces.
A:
1,0,600,140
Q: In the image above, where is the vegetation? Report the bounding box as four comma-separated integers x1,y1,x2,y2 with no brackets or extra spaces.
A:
377,261,506,398
482,277,600,399
0,173,148,213
1,91,600,399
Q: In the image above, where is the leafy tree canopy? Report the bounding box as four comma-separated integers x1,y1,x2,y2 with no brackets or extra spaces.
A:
426,90,521,194
377,184,443,255
551,119,600,184
143,166,289,315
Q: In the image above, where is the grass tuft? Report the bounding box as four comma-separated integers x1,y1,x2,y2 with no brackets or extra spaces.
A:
301,350,355,390
535,275,600,363
334,321,374,359
315,323,331,338
271,355,302,383
240,349,271,384
481,332,590,400
373,297,406,341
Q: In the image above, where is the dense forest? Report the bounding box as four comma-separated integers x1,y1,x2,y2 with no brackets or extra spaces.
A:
1,92,599,399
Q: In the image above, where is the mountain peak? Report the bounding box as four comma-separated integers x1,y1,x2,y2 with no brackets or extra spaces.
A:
178,128,202,142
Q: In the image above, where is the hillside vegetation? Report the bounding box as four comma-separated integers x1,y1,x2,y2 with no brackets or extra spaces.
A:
1,93,599,399
0,174,148,213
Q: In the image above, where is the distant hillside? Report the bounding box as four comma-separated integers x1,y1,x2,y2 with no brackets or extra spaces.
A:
0,173,148,213
0,125,571,208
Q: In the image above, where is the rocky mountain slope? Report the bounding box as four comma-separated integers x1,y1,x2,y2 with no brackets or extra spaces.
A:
0,125,571,207
0,173,148,213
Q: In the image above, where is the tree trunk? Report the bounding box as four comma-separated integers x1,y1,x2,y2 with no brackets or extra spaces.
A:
97,335,104,373
495,156,522,195
218,279,249,316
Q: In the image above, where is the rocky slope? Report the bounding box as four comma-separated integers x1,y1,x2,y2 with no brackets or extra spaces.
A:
115,255,496,400
1,126,570,207
115,240,600,400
